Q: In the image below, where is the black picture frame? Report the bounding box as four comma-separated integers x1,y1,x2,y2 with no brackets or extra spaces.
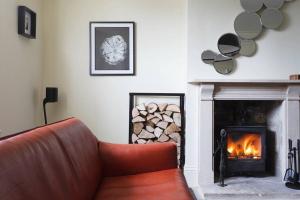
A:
18,6,36,39
89,22,135,76
129,93,186,169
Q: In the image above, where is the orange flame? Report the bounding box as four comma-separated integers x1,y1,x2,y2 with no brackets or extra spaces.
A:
227,133,261,160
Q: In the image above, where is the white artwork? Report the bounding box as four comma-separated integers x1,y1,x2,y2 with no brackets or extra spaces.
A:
90,22,135,75
24,12,31,35
100,35,128,66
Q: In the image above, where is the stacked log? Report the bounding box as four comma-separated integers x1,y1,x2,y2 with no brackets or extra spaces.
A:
131,103,182,164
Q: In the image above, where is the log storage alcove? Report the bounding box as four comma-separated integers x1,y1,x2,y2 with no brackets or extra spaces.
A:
129,93,185,168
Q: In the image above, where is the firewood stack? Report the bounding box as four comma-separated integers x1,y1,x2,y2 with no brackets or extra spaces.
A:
131,103,182,164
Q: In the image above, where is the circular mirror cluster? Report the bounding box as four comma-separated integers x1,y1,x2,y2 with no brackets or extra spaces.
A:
201,0,293,75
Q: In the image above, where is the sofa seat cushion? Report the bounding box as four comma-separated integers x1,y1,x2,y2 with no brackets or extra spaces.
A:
94,168,193,200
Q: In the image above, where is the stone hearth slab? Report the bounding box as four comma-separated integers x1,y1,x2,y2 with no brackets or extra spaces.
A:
194,177,300,200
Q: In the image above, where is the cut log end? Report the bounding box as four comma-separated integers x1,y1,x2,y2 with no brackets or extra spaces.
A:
132,116,145,123
166,104,180,113
157,121,169,129
136,103,146,111
146,125,155,133
147,103,158,113
137,139,147,144
132,108,140,118
154,112,163,120
158,103,168,112
139,129,155,139
133,122,144,135
164,123,181,135
158,134,170,142
163,115,173,123
173,113,181,127
154,127,163,138
132,133,139,143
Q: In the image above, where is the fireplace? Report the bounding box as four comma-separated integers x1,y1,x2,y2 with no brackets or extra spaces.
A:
213,100,277,180
187,80,300,198
225,126,266,176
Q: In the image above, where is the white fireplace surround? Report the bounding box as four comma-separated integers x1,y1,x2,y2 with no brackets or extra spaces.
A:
190,79,300,186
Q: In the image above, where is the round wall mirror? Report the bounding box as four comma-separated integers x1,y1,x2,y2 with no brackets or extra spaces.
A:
201,50,217,64
263,0,284,9
240,0,264,12
234,12,263,39
239,39,256,57
217,33,241,57
213,54,234,74
261,8,283,29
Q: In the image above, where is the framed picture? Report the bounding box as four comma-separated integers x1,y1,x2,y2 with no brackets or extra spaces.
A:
18,6,36,39
129,93,185,168
89,22,135,76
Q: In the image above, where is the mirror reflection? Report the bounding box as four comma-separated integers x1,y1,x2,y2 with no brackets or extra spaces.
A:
201,50,217,64
218,33,241,57
261,8,283,29
234,12,262,39
240,0,264,12
239,39,256,57
263,0,284,9
213,54,234,74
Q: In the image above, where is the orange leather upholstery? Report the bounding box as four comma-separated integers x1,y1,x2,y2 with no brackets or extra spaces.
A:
0,118,102,200
99,142,178,177
95,169,192,200
0,118,193,200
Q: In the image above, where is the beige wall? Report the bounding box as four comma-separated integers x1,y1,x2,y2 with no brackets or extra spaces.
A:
0,0,43,136
42,0,187,143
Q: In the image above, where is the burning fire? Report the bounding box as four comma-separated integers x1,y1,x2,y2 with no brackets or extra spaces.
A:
227,133,262,160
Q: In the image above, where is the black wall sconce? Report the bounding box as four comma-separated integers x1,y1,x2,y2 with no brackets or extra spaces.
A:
43,87,58,124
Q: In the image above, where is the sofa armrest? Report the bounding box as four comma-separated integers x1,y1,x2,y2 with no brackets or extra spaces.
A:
98,141,178,177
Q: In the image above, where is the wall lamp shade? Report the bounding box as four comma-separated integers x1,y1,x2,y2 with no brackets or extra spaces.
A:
43,87,58,124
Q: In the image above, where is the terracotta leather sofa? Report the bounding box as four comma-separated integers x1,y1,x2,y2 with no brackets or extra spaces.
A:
0,118,193,200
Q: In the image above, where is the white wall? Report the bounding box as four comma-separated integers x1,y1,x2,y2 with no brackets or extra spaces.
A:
42,0,204,186
42,0,187,143
0,0,43,136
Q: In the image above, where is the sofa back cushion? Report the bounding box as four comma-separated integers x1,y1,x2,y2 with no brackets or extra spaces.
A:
0,118,102,200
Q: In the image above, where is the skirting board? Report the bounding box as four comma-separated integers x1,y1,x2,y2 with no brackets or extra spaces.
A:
184,165,198,187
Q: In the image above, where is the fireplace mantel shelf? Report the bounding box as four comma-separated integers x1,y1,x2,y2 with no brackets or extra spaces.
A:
193,79,300,101
189,79,300,84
